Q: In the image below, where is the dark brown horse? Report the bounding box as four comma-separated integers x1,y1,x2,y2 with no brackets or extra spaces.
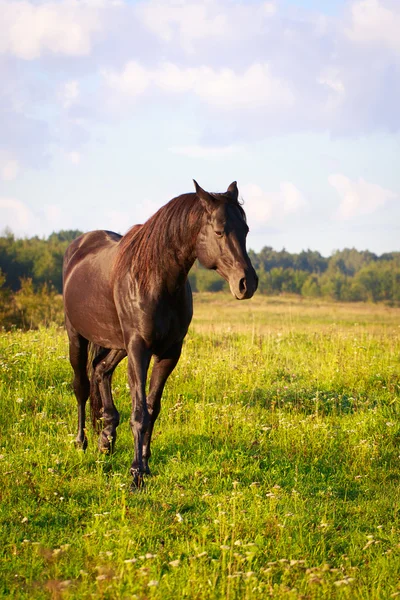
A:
63,181,258,488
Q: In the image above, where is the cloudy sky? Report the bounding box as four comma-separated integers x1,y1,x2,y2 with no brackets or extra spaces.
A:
0,0,399,255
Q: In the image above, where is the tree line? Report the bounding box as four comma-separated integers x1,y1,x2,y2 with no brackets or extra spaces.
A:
1,230,400,328
191,246,400,303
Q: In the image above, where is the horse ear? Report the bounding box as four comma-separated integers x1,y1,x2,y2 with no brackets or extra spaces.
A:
193,180,216,213
227,181,238,200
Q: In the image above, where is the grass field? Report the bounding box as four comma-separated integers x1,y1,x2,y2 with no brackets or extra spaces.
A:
1,294,400,599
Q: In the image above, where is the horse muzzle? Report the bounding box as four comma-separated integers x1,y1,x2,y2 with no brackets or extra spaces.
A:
229,268,258,300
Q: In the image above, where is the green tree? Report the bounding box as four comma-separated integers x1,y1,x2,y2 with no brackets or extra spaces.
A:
301,275,321,298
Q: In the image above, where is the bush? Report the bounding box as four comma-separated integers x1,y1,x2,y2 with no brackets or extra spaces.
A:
0,276,64,330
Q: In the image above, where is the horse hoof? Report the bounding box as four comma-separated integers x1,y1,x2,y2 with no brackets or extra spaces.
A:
98,442,114,455
75,437,88,451
130,471,145,492
98,433,115,454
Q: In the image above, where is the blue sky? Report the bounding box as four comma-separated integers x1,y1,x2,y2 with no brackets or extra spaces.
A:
1,0,399,256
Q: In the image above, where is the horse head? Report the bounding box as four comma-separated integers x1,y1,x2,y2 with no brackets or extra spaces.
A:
194,180,258,300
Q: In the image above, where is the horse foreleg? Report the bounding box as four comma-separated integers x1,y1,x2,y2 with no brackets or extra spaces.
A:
142,343,182,475
127,338,151,489
94,349,127,453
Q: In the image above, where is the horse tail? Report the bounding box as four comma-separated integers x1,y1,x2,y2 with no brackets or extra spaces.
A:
88,343,109,431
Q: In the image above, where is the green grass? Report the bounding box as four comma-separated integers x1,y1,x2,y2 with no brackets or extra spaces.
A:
1,294,400,599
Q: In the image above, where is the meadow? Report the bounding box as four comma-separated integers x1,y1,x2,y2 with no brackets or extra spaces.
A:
1,294,400,599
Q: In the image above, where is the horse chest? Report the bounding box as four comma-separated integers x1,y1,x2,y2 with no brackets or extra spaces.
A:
115,277,193,355
140,306,187,350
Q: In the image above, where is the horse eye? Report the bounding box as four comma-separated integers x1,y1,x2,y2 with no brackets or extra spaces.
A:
214,230,224,237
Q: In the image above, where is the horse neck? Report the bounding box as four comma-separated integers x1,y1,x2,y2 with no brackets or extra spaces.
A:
159,211,200,295
130,197,203,297
115,195,204,297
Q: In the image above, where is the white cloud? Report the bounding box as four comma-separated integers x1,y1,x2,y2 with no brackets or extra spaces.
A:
0,0,104,59
136,1,227,49
279,182,308,215
66,151,81,165
59,80,80,109
329,174,398,219
0,198,68,235
1,159,19,181
95,1,399,135
263,2,277,17
346,0,400,54
318,71,345,96
136,0,276,51
1,0,400,175
317,69,346,117
169,144,244,158
102,61,294,111
104,210,133,234
101,62,151,98
194,64,294,110
99,201,164,234
0,198,35,231
241,183,274,225
44,204,62,227
241,182,308,230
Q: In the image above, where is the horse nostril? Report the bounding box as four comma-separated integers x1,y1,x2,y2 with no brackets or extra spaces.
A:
239,277,247,294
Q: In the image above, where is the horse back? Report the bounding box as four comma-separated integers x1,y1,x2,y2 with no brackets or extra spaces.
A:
63,230,121,279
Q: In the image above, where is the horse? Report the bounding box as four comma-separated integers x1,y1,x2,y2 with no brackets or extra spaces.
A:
63,180,258,488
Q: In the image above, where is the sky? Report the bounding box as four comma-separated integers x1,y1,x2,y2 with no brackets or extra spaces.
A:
0,0,399,256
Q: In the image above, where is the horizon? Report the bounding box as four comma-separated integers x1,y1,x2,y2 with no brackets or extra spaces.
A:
1,225,398,261
0,0,399,256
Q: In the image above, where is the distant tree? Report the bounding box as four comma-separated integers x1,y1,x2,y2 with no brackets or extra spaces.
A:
393,271,400,302
256,266,273,294
320,272,349,301
195,269,227,292
354,264,383,302
301,275,321,298
0,269,13,325
257,247,295,271
294,250,328,274
48,230,83,243
329,248,376,276
247,249,260,270
378,252,400,266
0,229,399,303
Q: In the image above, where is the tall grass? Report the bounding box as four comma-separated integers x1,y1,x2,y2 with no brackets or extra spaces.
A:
1,295,400,598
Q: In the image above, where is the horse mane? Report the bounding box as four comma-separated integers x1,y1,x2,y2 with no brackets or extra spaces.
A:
113,190,246,292
113,193,202,291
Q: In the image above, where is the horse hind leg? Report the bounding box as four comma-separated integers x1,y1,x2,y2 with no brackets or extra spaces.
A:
89,346,110,431
93,349,127,454
66,321,90,450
